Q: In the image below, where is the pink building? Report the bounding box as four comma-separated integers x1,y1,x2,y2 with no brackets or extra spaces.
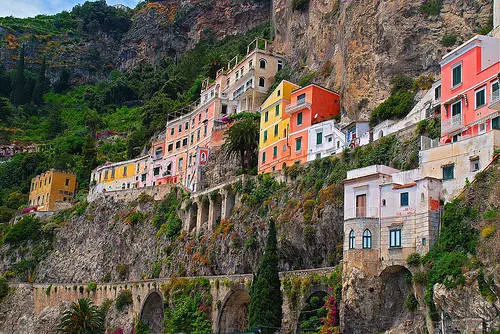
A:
440,35,500,143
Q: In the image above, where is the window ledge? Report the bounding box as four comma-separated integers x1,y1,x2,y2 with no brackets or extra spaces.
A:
451,83,463,91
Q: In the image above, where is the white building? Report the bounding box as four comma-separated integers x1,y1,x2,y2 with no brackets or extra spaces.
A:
307,120,346,161
343,165,442,274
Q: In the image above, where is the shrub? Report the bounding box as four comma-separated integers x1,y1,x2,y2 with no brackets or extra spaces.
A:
416,117,441,139
404,294,418,312
4,215,42,245
150,260,162,279
127,211,145,225
413,74,434,91
135,320,151,334
87,281,97,292
420,0,442,16
0,276,9,300
165,217,182,240
406,253,421,267
441,34,457,47
116,289,133,311
477,268,497,303
483,208,498,222
298,71,315,86
292,0,309,11
46,284,52,296
413,271,427,285
101,272,112,283
117,264,129,280
428,252,468,288
480,225,496,239
303,225,315,245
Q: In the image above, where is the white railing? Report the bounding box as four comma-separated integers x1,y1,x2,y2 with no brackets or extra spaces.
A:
285,100,311,113
441,113,462,134
489,89,500,111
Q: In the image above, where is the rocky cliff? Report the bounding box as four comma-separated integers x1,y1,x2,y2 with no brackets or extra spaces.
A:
272,0,492,118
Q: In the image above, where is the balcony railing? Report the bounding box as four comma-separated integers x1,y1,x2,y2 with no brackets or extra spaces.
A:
489,91,500,111
285,100,311,114
441,113,462,134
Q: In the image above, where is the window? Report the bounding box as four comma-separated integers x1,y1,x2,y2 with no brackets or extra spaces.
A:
295,137,302,151
190,134,194,144
168,144,173,152
48,177,51,184
337,141,340,148
204,125,207,136
470,157,480,172
249,60,253,69
316,132,323,145
176,141,180,149
121,183,126,190
274,124,278,136
170,128,174,136
349,230,355,249
123,166,128,176
275,104,280,116
65,178,70,186
451,100,461,117
434,85,441,101
493,116,499,130
154,167,160,176
297,93,306,104
259,59,266,69
104,171,109,179
182,138,188,146
178,124,182,133
199,114,201,122
262,151,266,163
356,194,366,217
390,229,402,248
273,146,277,157
442,164,454,180
185,122,189,130
265,111,269,122
277,90,281,97
478,122,487,134
452,63,462,87
452,133,461,142
297,112,303,126
382,199,386,206
316,153,321,160
197,130,200,140
492,81,499,102
141,173,146,182
363,230,372,249
226,79,230,87
277,60,283,71
178,158,184,170
166,163,172,175
400,192,409,206
475,87,486,108
422,238,427,246
259,77,265,87
264,130,268,142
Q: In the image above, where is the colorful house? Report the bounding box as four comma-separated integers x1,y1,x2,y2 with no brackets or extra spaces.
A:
284,84,341,167
258,80,300,173
29,170,77,212
440,35,500,143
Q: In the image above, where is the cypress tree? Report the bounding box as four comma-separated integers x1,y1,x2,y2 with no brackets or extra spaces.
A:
11,46,26,105
248,219,282,333
32,56,47,105
0,62,10,97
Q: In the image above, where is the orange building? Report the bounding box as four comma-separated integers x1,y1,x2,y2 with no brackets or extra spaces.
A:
282,84,341,167
29,170,77,212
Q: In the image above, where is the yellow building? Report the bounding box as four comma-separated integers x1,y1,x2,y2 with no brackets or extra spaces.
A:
29,170,77,212
258,80,300,173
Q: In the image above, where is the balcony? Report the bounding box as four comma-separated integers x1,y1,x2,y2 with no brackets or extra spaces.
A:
285,100,311,114
489,92,500,111
441,113,462,134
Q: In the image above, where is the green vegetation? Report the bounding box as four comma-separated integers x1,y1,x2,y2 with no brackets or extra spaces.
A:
117,264,129,280
223,114,260,172
135,320,152,334
420,0,443,16
87,281,97,292
0,276,9,300
115,289,133,312
416,117,441,139
369,74,415,126
155,189,183,240
440,34,457,47
163,278,213,333
57,298,106,333
404,294,418,312
406,253,421,267
249,220,282,333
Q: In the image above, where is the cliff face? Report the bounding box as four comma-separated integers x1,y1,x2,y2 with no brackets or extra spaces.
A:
272,0,492,119
0,0,271,82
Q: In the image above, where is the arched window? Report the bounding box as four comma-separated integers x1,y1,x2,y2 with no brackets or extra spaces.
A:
363,229,372,249
259,77,265,87
379,130,384,138
259,59,266,69
121,183,126,190
349,230,355,249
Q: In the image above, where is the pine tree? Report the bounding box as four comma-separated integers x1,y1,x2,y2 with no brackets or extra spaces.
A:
11,46,26,105
248,219,282,333
32,56,47,105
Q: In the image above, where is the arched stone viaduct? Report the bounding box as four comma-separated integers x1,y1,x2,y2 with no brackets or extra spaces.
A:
27,267,336,334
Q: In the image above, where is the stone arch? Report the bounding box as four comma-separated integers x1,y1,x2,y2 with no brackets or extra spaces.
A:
189,201,198,232
210,191,223,230
140,291,164,334
377,265,413,330
217,288,250,334
296,286,329,333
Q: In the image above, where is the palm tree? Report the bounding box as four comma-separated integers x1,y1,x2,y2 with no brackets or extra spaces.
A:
223,115,259,171
58,298,105,334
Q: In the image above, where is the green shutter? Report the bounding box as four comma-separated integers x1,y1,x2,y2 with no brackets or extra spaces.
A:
274,124,278,136
262,152,266,163
264,130,268,141
296,137,302,151
316,132,322,145
297,112,302,125
275,105,280,116
452,65,461,86
273,146,277,157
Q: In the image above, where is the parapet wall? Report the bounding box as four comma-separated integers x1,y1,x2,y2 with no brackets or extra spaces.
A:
87,184,174,203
